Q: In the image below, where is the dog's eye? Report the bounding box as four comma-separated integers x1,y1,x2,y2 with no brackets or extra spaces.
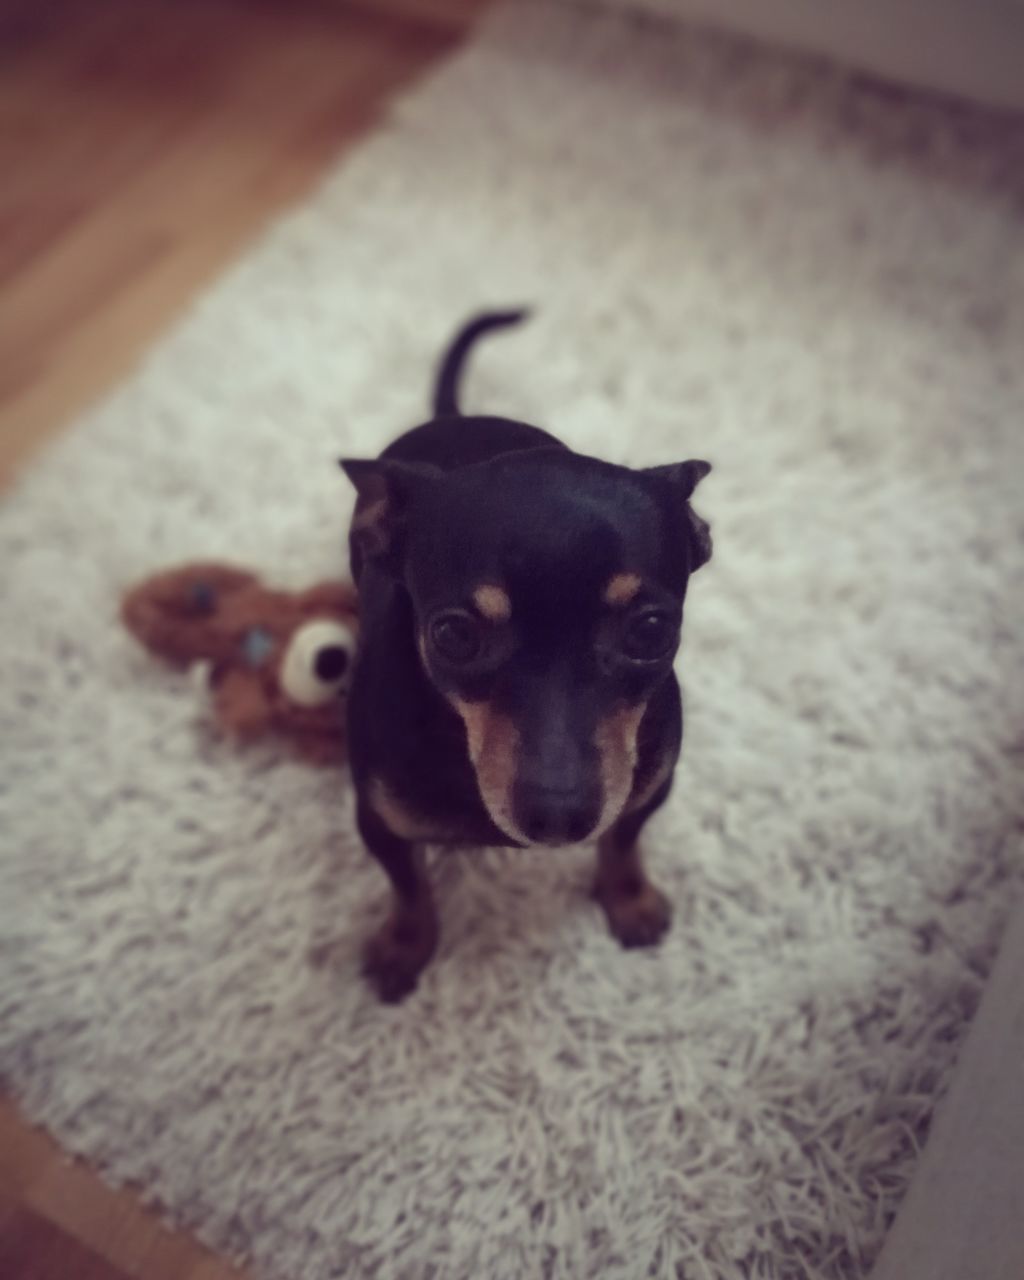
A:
429,610,484,665
622,609,677,662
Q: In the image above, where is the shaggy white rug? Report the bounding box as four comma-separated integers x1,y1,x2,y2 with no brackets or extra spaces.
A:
2,4,1023,1278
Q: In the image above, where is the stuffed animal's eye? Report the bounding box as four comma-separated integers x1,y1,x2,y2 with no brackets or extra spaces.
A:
281,619,356,706
429,610,484,665
314,646,349,682
622,609,677,662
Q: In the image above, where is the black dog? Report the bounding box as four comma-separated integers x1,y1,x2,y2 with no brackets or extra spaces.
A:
341,311,712,1001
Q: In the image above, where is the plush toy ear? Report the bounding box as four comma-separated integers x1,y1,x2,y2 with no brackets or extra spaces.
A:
297,580,360,617
339,458,440,568
122,563,260,666
643,459,713,572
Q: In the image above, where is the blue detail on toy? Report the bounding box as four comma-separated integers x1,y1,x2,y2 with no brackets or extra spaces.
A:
188,581,217,614
242,626,275,668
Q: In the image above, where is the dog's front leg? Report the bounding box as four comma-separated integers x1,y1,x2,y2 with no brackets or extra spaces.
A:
593,781,673,949
356,803,438,1002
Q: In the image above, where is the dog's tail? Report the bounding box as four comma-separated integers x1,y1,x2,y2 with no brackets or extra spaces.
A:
432,308,530,418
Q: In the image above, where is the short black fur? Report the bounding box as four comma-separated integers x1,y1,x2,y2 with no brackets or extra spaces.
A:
339,311,711,999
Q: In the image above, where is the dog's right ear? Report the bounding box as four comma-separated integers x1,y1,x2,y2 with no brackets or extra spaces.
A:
339,458,441,566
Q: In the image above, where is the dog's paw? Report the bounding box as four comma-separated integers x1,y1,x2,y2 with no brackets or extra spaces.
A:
596,880,672,949
362,911,437,1003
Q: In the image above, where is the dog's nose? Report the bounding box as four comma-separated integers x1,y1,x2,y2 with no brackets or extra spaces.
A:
515,784,599,846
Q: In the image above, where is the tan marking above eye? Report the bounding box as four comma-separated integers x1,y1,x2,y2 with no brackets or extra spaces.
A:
473,584,512,623
603,572,642,606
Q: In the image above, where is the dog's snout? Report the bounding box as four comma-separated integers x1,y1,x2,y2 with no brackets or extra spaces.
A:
514,782,599,846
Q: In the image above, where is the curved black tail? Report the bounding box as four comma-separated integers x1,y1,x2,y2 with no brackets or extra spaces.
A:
432,308,530,418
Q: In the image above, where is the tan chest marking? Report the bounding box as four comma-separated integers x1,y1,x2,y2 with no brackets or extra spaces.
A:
625,751,675,814
368,776,458,844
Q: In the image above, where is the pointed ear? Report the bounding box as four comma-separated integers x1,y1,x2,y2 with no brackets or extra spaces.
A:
339,458,440,566
643,459,713,572
643,459,711,499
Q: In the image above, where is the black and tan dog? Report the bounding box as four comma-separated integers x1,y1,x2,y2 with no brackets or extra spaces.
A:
341,311,712,1001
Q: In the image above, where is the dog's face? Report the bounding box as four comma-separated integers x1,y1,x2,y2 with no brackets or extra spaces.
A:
345,449,711,845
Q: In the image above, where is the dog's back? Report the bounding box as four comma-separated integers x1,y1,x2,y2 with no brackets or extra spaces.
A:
381,311,562,473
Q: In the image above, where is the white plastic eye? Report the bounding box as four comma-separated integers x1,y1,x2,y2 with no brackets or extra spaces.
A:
280,619,356,707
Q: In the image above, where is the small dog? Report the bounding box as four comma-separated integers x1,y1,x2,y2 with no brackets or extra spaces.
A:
341,311,712,1000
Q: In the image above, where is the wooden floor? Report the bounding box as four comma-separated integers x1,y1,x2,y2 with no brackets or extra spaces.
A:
0,0,485,488
867,900,1024,1280
0,1,485,1276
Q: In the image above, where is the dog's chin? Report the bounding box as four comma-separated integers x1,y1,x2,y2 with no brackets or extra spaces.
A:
472,762,635,847
452,692,638,847
483,800,625,849
475,797,530,846
471,758,635,847
526,832,596,849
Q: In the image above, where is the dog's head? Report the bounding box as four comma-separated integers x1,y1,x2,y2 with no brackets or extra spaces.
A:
342,448,711,845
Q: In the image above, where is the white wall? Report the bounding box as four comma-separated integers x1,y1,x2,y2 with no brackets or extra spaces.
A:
577,0,1024,111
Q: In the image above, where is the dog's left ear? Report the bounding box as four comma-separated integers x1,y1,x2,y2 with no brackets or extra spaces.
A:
339,458,441,567
643,459,713,571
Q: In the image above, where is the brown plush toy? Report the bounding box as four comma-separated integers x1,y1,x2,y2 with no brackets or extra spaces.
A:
122,562,359,764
